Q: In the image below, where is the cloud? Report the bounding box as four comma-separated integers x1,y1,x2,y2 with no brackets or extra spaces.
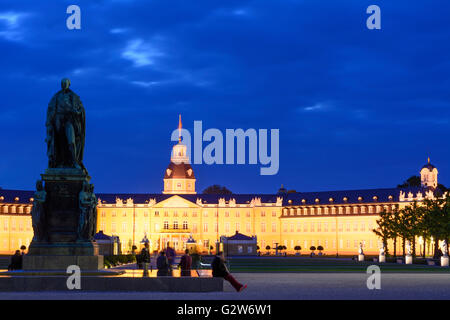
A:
121,38,164,67
301,103,328,112
0,11,27,41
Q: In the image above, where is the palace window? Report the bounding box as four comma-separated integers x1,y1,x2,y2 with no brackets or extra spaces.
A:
112,211,116,217
183,212,188,217
353,207,359,214
303,224,308,232
261,223,266,233
143,223,149,233
164,211,169,217
235,212,240,217
303,208,308,215
310,223,315,232
297,222,301,232
345,207,351,214
3,220,7,231
192,212,198,217
338,207,343,214
144,211,148,217
173,221,179,229
174,211,178,217
11,220,15,231
203,223,208,233
225,212,229,217
246,212,251,217
331,207,336,214
272,211,277,217
122,212,126,217
19,221,23,231
203,212,208,217
368,206,374,214
283,223,287,233
346,223,351,232
338,223,343,232
111,223,116,233
324,222,328,232
177,183,182,189
324,207,329,215
353,222,358,232
317,207,322,215
236,223,240,232
361,223,365,232
361,206,366,214
225,223,230,233
122,223,127,232
155,211,160,217
331,222,336,232
154,223,160,232
183,221,188,230
163,221,169,230
214,222,218,232
272,223,277,233
246,223,251,233
101,211,106,217
290,223,294,232
317,223,321,232
261,211,266,217
192,223,198,233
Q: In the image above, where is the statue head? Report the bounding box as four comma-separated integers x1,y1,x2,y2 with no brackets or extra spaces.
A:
36,180,43,191
61,78,71,92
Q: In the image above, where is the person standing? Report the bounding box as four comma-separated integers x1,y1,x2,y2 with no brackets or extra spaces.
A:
179,249,192,277
140,243,151,277
212,252,247,292
156,251,171,276
166,242,176,267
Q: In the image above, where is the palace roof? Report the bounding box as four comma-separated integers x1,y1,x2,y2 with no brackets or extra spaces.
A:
0,186,440,206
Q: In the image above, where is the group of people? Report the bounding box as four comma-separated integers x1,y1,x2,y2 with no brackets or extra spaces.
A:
137,244,247,292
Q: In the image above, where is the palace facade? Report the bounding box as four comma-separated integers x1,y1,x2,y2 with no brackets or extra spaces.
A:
0,122,443,256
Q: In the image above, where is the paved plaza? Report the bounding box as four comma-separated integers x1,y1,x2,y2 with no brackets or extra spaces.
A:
0,272,448,300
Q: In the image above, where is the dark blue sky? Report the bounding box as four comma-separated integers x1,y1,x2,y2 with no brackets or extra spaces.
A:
0,0,449,194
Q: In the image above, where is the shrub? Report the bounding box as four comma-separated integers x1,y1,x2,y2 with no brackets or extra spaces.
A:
294,246,301,251
310,246,316,251
317,246,324,251
265,245,271,251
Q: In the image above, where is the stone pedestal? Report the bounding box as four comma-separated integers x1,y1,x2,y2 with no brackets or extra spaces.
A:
405,254,413,264
441,255,449,267
24,168,103,271
379,254,385,263
358,254,365,262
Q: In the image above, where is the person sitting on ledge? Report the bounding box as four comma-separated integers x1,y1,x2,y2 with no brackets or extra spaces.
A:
179,249,192,277
211,251,247,292
156,251,171,276
8,250,23,271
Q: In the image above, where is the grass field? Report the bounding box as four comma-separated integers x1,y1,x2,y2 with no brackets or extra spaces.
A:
201,256,450,273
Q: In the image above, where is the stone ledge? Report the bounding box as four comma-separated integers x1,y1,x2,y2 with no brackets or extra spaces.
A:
23,255,104,271
0,276,223,292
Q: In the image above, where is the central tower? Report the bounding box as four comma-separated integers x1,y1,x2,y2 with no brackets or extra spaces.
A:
163,115,196,194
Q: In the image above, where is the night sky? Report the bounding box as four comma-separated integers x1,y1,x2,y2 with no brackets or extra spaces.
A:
0,0,449,194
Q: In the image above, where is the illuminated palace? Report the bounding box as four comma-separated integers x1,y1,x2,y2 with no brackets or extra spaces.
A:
0,120,443,255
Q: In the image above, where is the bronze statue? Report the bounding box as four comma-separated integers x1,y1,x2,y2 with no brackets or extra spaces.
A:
31,180,46,241
46,78,86,171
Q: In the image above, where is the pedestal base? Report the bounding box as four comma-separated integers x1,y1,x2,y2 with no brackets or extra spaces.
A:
441,256,449,267
405,255,413,264
358,254,365,262
23,255,103,271
379,255,386,263
28,241,99,256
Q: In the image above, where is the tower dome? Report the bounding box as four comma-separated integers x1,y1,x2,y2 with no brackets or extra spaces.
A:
420,157,438,189
163,115,196,194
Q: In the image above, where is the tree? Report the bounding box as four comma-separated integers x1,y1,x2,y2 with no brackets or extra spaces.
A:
294,246,301,253
397,176,421,188
265,245,271,253
202,185,232,194
317,245,324,252
310,246,316,252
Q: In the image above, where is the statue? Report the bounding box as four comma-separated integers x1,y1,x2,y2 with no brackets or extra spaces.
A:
358,242,364,255
46,78,86,171
406,240,412,256
441,240,448,257
87,184,98,238
379,243,385,256
31,180,46,241
77,182,90,241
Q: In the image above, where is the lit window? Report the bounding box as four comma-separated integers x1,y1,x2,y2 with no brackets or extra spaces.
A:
183,221,188,230
164,221,169,229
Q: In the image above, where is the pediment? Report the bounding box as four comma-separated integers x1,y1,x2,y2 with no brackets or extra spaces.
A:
152,195,199,208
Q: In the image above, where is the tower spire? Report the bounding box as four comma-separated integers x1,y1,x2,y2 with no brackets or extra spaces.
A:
178,114,182,143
